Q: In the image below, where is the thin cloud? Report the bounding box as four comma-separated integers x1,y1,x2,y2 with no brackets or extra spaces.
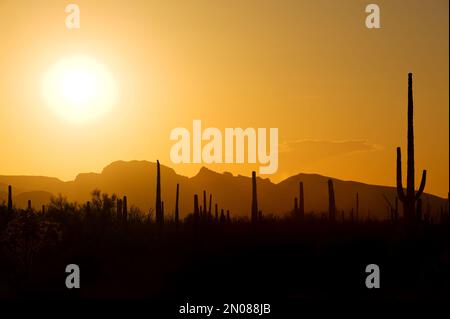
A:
280,139,380,165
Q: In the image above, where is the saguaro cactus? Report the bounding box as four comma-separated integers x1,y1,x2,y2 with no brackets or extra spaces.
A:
175,183,179,224
193,194,200,223
220,209,226,223
208,194,212,218
203,190,207,218
299,182,305,219
251,171,258,223
440,206,446,224
123,196,128,222
424,200,431,224
415,198,422,221
394,197,399,222
328,179,336,223
117,198,123,219
7,185,12,212
215,203,218,222
356,193,359,221
396,73,427,222
155,160,163,225
27,200,32,211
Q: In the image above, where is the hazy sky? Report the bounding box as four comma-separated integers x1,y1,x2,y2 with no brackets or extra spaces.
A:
0,0,448,197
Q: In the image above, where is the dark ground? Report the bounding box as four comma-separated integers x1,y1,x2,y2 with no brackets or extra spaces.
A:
0,206,449,315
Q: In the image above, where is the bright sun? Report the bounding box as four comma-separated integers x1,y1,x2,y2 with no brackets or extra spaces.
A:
42,55,118,124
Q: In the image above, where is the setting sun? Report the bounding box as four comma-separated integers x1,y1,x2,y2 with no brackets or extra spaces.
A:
42,55,118,124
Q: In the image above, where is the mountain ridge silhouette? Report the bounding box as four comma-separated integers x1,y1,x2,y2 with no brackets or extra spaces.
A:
0,160,446,220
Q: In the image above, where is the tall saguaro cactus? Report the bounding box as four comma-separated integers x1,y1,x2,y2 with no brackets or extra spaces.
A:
220,209,226,223
123,196,128,222
251,171,258,223
208,194,212,218
394,197,399,222
155,160,163,225
175,183,179,224
356,193,359,221
193,194,200,223
396,73,427,222
299,182,305,220
328,179,336,223
416,198,423,221
7,185,12,212
117,198,123,219
203,190,207,218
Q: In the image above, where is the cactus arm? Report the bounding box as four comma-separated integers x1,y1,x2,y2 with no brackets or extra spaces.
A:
396,147,406,201
415,169,427,199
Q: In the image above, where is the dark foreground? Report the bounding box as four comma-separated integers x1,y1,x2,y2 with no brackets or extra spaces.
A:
0,205,448,308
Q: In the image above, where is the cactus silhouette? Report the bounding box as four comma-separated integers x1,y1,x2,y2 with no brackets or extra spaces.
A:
123,196,128,222
117,198,123,219
155,160,163,225
214,203,218,222
356,193,359,221
394,197,399,222
416,198,423,221
27,200,32,211
7,185,12,212
175,183,179,224
424,200,431,224
328,179,336,223
203,190,207,218
299,182,305,220
208,194,212,218
396,73,427,222
220,209,226,223
193,194,200,223
251,171,258,223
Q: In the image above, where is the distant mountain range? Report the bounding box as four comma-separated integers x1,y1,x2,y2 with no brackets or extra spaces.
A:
0,161,447,220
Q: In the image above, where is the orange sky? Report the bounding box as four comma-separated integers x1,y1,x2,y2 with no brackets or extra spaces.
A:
0,0,448,197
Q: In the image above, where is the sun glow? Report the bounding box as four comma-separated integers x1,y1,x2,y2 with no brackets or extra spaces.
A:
42,55,118,124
